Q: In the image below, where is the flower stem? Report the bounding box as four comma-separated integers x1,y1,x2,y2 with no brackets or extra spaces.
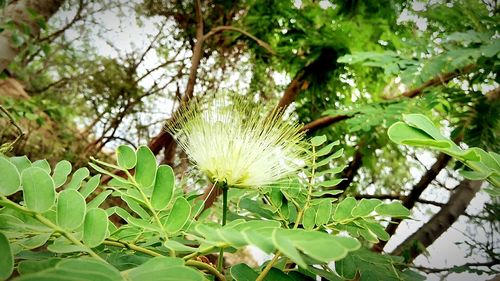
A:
217,186,228,271
221,186,228,226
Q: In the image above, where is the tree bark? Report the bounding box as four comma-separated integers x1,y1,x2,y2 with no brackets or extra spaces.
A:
0,0,65,73
335,146,363,191
299,114,352,133
401,64,475,98
391,179,482,262
276,47,341,110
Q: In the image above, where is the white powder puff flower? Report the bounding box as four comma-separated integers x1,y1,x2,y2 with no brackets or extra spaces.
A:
167,97,308,188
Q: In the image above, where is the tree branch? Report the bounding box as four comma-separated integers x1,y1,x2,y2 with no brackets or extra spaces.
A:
391,179,482,262
183,0,204,103
411,261,499,274
374,152,452,252
400,64,475,98
203,25,275,55
354,194,444,207
299,114,353,133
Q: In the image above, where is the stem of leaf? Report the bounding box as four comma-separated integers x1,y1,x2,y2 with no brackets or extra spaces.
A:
103,238,162,257
256,251,281,281
186,260,226,281
125,170,174,256
103,239,225,281
36,214,105,262
294,145,316,229
182,243,230,261
217,186,228,272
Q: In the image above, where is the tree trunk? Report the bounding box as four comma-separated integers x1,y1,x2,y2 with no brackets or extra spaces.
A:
0,0,65,73
391,179,482,262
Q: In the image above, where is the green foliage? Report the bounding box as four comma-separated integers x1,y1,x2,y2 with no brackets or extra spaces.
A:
336,248,425,281
0,157,20,195
0,232,13,280
3,0,498,279
0,142,413,280
388,114,500,191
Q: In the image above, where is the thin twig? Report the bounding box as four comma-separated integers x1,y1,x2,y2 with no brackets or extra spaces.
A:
0,105,25,152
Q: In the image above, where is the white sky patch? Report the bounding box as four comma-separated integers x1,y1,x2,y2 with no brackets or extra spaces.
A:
293,0,302,9
397,8,428,31
319,0,334,9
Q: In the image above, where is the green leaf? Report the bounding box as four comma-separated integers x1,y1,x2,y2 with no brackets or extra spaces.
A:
135,146,157,188
19,232,52,249
315,149,344,167
315,199,332,225
459,169,489,180
83,208,108,248
0,214,29,231
0,157,21,196
316,141,339,157
86,190,112,209
351,199,382,217
336,248,421,281
311,189,343,197
302,207,316,230
284,230,359,262
52,160,72,188
163,240,198,253
32,160,51,174
9,156,31,173
79,175,101,198
270,189,283,209
88,163,129,186
272,229,307,268
120,195,150,219
230,263,259,281
116,145,137,169
363,220,390,241
388,122,432,143
315,166,346,177
484,187,500,197
239,198,275,219
310,135,327,146
151,165,175,210
57,190,86,230
163,197,191,234
403,114,447,141
332,197,357,223
265,268,296,281
375,201,410,217
47,243,87,254
17,258,61,275
65,167,89,190
14,257,122,281
21,167,56,212
126,257,204,281
127,216,161,232
387,122,451,149
0,232,13,280
317,179,344,188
